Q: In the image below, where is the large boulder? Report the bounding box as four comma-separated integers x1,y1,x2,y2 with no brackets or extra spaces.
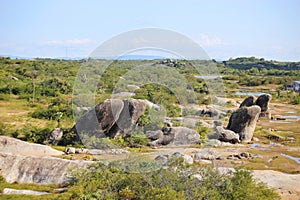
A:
215,126,240,144
72,99,149,138
226,105,261,143
255,94,272,113
239,96,255,108
146,126,200,146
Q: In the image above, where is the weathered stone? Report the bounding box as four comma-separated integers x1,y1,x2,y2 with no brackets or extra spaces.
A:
239,96,255,108
255,94,272,113
64,147,76,154
147,126,200,146
154,155,169,166
183,155,194,164
240,152,250,158
0,136,63,157
215,126,240,144
194,149,217,161
3,188,50,195
48,128,63,145
75,148,89,154
204,139,222,147
172,152,183,157
72,99,148,138
168,127,200,146
0,152,92,184
199,107,226,119
226,105,261,143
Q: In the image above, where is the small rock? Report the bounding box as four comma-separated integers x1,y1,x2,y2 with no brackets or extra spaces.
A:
234,154,243,159
240,152,250,158
154,155,169,166
183,155,194,164
48,128,63,145
172,152,183,157
252,137,259,142
205,139,222,147
64,147,76,154
75,148,89,154
53,187,68,192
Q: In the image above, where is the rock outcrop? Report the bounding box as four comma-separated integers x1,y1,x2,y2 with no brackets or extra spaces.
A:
0,152,92,184
146,126,200,146
226,105,261,143
72,99,152,138
0,136,91,184
0,136,64,157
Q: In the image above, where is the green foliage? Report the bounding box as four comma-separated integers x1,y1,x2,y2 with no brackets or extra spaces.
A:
13,125,50,144
124,128,150,147
197,125,209,142
81,135,117,149
291,94,300,105
68,162,279,200
31,97,72,120
0,121,7,135
58,128,81,146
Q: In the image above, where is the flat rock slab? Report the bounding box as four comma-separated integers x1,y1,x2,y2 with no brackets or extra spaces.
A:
0,136,64,157
252,170,300,199
3,188,50,195
0,152,93,184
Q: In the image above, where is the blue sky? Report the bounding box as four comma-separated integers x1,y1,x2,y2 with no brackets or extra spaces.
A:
0,0,299,61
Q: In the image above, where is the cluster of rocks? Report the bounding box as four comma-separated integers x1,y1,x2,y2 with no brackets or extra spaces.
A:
154,150,256,166
64,147,88,154
146,126,200,146
154,152,194,165
215,94,272,143
71,94,271,147
227,152,256,160
64,147,128,155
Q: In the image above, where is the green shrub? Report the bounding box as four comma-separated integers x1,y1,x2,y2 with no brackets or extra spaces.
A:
15,125,50,144
31,97,72,120
197,126,209,142
124,128,149,147
291,94,300,105
0,121,7,135
68,162,280,200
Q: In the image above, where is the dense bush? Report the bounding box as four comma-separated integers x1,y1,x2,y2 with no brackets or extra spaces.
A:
68,161,280,200
31,97,72,120
13,125,51,144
